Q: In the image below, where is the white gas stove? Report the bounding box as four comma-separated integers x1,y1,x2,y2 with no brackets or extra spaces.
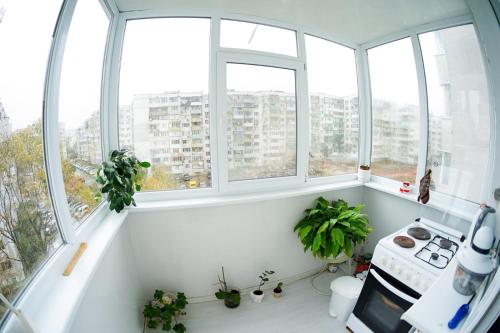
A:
347,217,466,333
372,217,465,294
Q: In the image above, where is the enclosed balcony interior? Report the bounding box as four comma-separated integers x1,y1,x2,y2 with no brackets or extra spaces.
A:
0,0,499,333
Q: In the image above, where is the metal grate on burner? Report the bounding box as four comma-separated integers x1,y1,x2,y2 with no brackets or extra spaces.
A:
414,235,459,269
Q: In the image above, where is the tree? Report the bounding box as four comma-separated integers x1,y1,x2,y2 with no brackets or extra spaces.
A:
0,121,58,303
141,165,177,191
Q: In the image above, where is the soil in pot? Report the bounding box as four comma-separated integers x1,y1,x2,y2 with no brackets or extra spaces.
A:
224,290,241,308
273,288,282,299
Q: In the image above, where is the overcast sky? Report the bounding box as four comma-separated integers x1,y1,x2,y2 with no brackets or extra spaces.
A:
1,0,436,132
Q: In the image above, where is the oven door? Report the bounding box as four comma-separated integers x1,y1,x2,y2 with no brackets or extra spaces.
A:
347,264,421,333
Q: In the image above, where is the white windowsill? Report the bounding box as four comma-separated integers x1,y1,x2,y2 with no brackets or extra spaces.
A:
2,211,128,333
364,181,477,222
129,180,364,212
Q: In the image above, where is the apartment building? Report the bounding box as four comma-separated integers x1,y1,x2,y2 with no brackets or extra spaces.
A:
128,92,211,185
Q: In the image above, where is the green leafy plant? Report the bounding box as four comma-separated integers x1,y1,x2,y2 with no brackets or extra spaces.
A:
294,197,373,258
143,290,188,333
95,149,150,213
256,270,275,291
214,266,241,308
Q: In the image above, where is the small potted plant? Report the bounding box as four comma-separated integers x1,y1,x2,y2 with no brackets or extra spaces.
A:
96,149,151,213
273,282,283,299
143,290,187,333
294,197,373,269
250,270,275,303
214,266,241,308
358,165,371,183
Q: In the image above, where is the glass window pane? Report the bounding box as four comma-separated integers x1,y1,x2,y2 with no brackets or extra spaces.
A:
119,18,211,191
0,0,63,320
221,20,297,56
305,35,359,177
420,25,490,202
368,38,420,183
226,63,297,181
59,0,109,226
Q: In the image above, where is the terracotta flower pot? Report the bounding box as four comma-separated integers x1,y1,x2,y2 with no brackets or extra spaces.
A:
273,288,282,299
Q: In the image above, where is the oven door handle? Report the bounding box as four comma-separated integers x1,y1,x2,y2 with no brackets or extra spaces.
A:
370,269,418,304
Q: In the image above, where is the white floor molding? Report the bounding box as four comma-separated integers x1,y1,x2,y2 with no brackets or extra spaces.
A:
161,271,350,333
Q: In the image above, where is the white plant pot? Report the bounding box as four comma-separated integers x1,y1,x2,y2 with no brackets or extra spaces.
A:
357,169,371,183
324,251,350,264
250,290,264,303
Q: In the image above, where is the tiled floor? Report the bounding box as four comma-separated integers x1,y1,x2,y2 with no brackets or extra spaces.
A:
176,271,350,333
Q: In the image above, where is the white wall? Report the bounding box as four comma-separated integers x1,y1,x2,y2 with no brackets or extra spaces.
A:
126,187,363,301
362,187,470,253
69,222,144,333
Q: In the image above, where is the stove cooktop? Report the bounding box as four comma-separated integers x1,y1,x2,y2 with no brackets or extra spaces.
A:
377,218,463,276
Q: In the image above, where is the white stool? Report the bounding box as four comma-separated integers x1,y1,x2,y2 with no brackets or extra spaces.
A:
329,276,363,322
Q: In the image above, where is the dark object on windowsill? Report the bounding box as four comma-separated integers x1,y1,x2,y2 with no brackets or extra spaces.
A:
418,169,432,204
359,165,370,171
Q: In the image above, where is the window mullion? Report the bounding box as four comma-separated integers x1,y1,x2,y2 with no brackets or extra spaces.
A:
105,14,126,152
411,34,429,185
99,1,119,159
210,17,222,193
296,29,309,182
43,0,78,244
355,48,372,167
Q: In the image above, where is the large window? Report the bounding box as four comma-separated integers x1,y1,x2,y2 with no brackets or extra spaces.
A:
58,0,109,225
0,0,63,320
225,63,297,181
118,18,211,191
420,25,490,202
368,38,420,183
305,34,359,177
221,20,297,57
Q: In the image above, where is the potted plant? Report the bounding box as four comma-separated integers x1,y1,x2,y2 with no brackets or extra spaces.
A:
273,282,283,299
214,266,241,308
250,270,275,303
294,197,373,266
358,165,371,183
143,290,187,333
95,149,151,213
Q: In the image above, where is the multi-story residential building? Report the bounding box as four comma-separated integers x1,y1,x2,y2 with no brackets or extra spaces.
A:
119,105,134,151
371,99,420,166
226,90,296,179
129,92,211,186
309,94,359,176
71,110,101,166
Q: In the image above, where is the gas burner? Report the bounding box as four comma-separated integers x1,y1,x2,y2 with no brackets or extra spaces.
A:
408,227,431,240
415,235,459,269
393,236,415,248
440,238,453,249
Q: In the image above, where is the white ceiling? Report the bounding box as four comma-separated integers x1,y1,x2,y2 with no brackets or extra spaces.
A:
113,0,470,45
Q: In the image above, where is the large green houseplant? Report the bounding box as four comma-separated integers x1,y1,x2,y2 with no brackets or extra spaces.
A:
294,197,372,260
95,149,150,213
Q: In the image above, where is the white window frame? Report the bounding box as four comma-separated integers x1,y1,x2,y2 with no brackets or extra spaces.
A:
44,0,117,245
216,52,307,192
360,14,492,213
303,33,361,183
